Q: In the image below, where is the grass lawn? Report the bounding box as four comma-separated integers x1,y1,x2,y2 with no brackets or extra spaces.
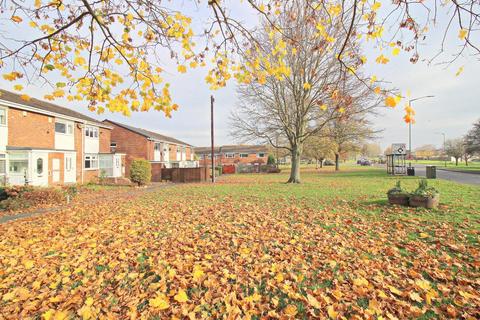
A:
0,167,478,319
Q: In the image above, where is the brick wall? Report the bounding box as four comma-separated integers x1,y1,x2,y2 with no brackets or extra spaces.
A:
99,127,111,153
8,108,54,148
169,144,177,161
84,169,99,183
105,121,148,176
198,153,268,166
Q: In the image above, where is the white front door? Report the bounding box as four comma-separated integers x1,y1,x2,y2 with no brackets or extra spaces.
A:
32,153,48,187
64,154,76,183
52,158,60,183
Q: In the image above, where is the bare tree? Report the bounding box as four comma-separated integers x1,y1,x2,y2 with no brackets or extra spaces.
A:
327,117,377,171
304,134,335,169
231,0,383,183
445,138,465,166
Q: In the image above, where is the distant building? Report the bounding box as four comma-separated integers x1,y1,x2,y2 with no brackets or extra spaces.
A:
103,120,197,175
195,145,269,166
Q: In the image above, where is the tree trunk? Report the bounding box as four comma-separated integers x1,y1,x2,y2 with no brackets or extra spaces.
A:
455,157,459,166
465,157,468,166
288,145,301,183
319,158,324,168
335,153,340,171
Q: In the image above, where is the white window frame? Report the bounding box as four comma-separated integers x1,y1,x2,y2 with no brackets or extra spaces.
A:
55,119,73,135
0,107,7,126
85,126,99,139
84,154,99,170
239,153,249,158
225,153,235,158
0,154,6,185
65,156,73,172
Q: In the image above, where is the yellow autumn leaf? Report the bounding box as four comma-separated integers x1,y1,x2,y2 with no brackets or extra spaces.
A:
375,54,389,64
42,309,55,320
149,294,170,310
415,279,431,291
303,82,311,90
327,305,338,319
353,276,369,287
14,84,24,91
85,297,94,306
425,289,438,304
419,232,429,238
458,29,467,40
11,15,23,23
284,304,297,317
192,265,204,282
388,285,402,296
371,2,382,11
177,65,187,73
455,66,464,77
306,293,322,309
392,47,400,56
53,311,69,320
275,272,284,282
320,104,328,111
2,291,15,301
174,289,188,303
409,292,423,303
20,94,31,101
385,96,397,107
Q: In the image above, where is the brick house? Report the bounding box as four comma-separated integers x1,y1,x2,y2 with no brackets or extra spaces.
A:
0,89,124,186
195,145,269,167
102,120,197,175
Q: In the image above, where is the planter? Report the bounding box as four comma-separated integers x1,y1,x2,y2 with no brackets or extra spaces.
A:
409,194,439,209
387,193,410,206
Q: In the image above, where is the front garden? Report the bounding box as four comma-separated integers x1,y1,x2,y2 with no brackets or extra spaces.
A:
0,167,478,319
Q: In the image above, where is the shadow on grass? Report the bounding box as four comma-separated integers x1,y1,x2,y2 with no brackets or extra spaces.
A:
320,170,388,178
362,199,389,206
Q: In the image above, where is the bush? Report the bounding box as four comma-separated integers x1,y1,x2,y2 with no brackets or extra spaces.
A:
267,154,276,165
0,186,65,211
413,179,439,198
0,187,7,201
130,159,151,186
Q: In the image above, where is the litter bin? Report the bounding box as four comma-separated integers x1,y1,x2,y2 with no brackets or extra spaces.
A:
426,165,436,179
407,167,415,176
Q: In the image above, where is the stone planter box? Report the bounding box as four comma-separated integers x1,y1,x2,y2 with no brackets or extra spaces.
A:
409,194,439,209
387,193,410,206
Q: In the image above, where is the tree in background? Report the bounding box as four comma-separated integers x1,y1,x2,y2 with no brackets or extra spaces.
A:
304,134,335,169
384,145,393,156
328,117,376,171
465,119,480,157
361,143,382,159
445,138,465,166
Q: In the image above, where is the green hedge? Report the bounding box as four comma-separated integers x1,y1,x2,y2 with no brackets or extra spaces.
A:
130,159,152,186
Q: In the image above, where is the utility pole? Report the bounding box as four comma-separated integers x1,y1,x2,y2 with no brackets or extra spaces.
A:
210,95,215,183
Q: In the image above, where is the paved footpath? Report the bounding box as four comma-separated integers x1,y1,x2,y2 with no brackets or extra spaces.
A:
0,183,174,224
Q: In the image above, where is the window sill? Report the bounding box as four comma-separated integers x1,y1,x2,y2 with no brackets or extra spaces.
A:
84,168,99,171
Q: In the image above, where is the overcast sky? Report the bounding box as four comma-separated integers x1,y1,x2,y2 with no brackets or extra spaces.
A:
1,2,478,151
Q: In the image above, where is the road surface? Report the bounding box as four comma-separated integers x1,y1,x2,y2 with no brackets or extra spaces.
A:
413,165,480,186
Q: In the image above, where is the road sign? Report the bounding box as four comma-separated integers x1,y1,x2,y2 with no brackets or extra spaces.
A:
392,143,406,155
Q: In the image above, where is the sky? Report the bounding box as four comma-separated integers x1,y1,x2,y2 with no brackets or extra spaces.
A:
0,1,478,152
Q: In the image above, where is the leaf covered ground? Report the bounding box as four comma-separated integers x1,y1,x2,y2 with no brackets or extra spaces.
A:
0,167,479,319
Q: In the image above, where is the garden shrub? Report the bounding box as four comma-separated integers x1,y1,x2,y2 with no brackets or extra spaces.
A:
267,154,276,165
0,186,66,211
130,159,151,186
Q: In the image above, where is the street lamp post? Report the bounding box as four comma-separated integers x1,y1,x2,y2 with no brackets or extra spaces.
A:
408,95,435,164
438,132,446,167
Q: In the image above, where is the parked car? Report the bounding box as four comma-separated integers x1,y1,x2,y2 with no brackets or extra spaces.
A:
324,159,335,166
358,159,372,166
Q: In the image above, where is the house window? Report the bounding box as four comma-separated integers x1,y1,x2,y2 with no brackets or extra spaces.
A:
0,154,6,185
9,160,28,174
85,126,98,138
258,153,266,158
0,108,6,125
225,153,235,158
36,158,44,174
239,153,249,158
65,157,72,171
55,122,66,134
67,124,73,134
84,154,98,169
110,143,117,148
154,143,161,151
